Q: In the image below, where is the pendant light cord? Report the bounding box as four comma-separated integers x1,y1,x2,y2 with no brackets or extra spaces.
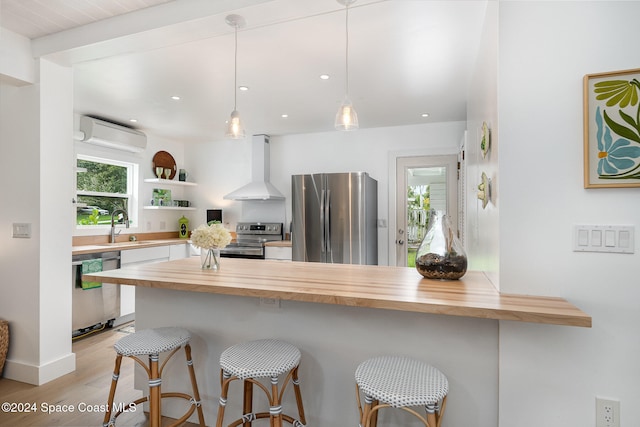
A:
233,24,238,110
344,3,350,97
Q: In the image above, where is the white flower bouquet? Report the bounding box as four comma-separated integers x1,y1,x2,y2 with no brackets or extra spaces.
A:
191,222,232,250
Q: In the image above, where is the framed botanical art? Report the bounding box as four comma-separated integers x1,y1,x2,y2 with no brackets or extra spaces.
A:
583,68,640,188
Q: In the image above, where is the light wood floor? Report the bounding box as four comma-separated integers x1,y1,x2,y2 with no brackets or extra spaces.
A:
0,324,202,427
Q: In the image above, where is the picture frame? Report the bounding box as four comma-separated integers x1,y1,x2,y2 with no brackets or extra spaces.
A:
152,188,172,206
583,68,640,188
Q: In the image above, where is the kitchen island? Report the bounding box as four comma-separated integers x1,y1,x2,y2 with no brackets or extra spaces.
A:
84,258,590,426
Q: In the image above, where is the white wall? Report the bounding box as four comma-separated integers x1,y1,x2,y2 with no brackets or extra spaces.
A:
0,59,76,384
187,122,466,265
0,27,36,85
38,59,75,383
466,0,499,287
497,2,640,426
0,81,42,377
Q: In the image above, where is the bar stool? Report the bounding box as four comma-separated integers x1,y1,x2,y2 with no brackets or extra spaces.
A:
103,327,206,427
355,355,448,427
216,339,306,427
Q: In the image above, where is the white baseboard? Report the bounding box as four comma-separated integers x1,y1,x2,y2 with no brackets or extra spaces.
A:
112,313,135,327
3,352,76,385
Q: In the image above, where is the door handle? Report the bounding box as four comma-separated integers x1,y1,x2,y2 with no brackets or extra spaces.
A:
397,239,404,245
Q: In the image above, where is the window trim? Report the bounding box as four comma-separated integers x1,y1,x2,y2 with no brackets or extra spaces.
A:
76,154,137,229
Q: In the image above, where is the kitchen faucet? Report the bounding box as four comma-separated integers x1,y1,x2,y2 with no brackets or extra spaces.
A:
110,209,129,243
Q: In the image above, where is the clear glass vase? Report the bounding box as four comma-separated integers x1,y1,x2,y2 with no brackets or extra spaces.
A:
201,247,221,270
415,210,467,280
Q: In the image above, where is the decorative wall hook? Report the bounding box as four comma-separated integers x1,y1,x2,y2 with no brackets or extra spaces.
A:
477,172,491,209
481,121,491,158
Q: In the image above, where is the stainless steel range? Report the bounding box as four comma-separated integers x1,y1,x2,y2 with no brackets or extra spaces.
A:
220,222,283,259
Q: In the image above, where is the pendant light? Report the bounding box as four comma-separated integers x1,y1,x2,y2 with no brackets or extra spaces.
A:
335,0,359,131
225,14,246,139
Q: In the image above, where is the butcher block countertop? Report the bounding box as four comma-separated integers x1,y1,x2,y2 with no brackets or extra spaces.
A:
84,257,591,327
264,240,292,247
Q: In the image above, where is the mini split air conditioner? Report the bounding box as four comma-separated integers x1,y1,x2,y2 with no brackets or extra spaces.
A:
79,116,147,153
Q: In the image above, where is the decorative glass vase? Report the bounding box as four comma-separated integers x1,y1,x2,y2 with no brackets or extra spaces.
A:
415,210,467,280
201,247,221,270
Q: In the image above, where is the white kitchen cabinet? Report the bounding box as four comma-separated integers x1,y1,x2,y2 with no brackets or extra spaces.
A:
169,242,190,260
118,246,171,322
265,245,292,261
121,246,170,265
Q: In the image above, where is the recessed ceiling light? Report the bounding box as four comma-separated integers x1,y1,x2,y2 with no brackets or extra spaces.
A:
129,119,138,123
171,96,181,100
320,74,330,80
421,113,430,118
239,86,249,91
281,114,289,118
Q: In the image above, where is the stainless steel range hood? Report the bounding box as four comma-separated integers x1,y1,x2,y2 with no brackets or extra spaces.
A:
223,134,285,201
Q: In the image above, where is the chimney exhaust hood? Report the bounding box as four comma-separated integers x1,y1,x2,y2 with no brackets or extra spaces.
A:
223,135,285,201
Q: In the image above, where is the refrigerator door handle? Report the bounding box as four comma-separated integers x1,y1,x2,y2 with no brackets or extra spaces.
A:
320,189,326,253
325,189,331,257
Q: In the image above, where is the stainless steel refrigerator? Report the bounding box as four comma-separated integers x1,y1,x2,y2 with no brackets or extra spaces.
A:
292,172,378,265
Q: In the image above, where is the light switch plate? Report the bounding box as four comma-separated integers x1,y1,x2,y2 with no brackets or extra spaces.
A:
12,223,32,238
574,225,634,254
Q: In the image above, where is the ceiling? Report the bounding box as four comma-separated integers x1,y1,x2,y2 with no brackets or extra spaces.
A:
1,0,488,142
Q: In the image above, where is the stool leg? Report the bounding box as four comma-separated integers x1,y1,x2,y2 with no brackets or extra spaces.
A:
361,395,374,427
243,379,253,427
216,370,232,427
269,376,284,427
291,367,306,425
435,395,447,427
103,354,122,427
184,343,206,426
149,353,161,427
425,402,437,427
369,399,379,427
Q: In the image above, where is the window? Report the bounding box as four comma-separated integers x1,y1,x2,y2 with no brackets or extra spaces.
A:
76,156,134,226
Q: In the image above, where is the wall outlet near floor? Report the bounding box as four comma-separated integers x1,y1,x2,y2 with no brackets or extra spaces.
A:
596,397,620,427
260,297,281,309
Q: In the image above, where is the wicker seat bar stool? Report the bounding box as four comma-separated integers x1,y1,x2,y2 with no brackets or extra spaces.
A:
355,356,448,427
216,339,306,427
103,327,205,427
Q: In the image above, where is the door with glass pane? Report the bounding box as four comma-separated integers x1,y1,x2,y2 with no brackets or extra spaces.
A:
396,155,458,267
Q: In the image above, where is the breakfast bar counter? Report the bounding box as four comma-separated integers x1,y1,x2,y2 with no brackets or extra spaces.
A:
84,257,590,327
83,258,590,426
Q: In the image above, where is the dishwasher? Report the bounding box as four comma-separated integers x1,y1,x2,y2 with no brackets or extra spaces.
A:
71,250,121,338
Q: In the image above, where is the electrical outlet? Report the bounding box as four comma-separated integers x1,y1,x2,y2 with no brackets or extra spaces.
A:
260,297,281,309
596,397,620,427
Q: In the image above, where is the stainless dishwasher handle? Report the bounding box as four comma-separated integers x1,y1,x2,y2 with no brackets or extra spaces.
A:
71,256,120,266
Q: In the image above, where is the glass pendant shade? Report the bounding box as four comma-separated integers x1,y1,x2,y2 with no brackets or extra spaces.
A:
335,96,359,130
226,109,245,139
225,14,246,140
335,0,359,131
